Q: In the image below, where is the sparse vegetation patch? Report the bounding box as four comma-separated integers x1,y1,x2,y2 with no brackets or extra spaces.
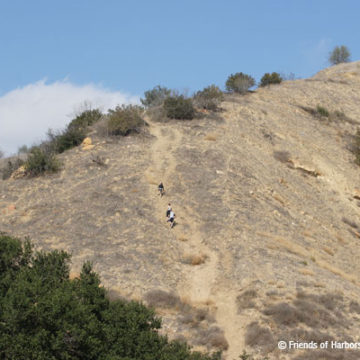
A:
273,151,291,164
141,85,171,108
107,105,145,136
237,289,257,312
245,322,276,353
24,146,61,177
182,253,207,265
1,158,24,180
351,129,360,165
68,109,102,131
194,85,223,111
47,127,86,154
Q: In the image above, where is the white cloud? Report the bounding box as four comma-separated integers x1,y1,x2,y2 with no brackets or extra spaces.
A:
0,80,140,156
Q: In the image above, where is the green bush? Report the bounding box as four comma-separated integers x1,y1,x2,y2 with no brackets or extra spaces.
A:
260,72,282,87
47,127,86,154
194,85,224,111
24,146,60,177
68,109,102,131
0,234,220,360
164,95,195,120
107,104,145,136
225,72,255,94
300,105,330,120
141,85,171,107
329,45,351,65
316,105,329,117
352,129,360,166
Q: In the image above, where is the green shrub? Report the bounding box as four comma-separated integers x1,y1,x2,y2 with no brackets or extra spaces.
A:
0,149,3,159
194,85,224,111
164,95,195,120
300,105,330,120
329,45,351,65
141,85,171,107
316,105,329,117
47,127,86,154
24,146,60,177
225,72,255,94
43,109,102,154
260,72,282,87
352,129,360,166
1,158,24,180
68,109,102,131
107,104,145,136
0,234,219,360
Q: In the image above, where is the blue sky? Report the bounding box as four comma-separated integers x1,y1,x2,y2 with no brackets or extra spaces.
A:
0,0,359,154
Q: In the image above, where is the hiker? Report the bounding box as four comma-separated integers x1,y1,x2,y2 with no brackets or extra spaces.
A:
166,203,172,218
167,210,176,228
158,182,164,197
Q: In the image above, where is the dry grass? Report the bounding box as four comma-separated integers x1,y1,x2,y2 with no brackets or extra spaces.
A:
145,173,158,185
349,301,360,314
298,268,315,276
204,134,217,141
316,258,357,283
182,253,207,265
272,192,286,205
274,236,309,258
273,150,291,164
263,291,345,329
348,228,360,239
342,216,359,229
144,289,181,309
177,235,188,242
179,307,215,327
69,272,80,280
265,290,280,300
237,289,257,312
195,326,228,350
245,321,276,353
322,246,335,256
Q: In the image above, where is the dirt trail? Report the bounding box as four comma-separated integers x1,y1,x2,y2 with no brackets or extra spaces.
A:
145,119,242,359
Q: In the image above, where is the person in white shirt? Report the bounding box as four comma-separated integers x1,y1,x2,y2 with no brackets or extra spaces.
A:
167,210,175,228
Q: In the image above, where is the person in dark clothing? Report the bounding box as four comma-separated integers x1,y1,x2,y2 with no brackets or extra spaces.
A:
158,182,164,197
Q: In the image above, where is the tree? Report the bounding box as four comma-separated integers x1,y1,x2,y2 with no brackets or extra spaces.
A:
329,45,351,65
0,234,219,359
225,73,255,94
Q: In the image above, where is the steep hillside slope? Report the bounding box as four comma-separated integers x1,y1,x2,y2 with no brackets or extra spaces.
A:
2,62,360,359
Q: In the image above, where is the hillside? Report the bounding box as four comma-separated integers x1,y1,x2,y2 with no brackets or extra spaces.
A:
2,62,360,359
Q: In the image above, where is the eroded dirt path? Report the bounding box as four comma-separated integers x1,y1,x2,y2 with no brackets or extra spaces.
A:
145,119,242,359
